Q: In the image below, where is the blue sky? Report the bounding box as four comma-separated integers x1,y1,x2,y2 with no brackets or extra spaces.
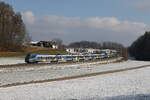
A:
2,0,149,23
1,0,150,46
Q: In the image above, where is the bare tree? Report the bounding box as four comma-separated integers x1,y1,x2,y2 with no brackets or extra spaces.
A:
0,2,29,51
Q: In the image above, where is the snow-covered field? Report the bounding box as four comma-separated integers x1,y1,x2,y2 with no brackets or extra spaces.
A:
0,60,150,100
0,57,24,65
0,57,123,85
0,58,149,86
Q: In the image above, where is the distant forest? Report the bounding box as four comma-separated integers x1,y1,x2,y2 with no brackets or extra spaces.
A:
68,41,124,50
129,31,150,61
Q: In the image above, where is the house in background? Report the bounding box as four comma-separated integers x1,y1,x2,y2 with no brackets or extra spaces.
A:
66,48,87,54
66,48,118,56
30,40,58,49
66,48,101,54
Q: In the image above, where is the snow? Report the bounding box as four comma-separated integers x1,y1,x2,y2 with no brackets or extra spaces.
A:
1,61,150,100
0,57,24,65
0,59,150,87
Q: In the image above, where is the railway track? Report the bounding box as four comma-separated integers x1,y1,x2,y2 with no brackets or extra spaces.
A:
0,57,123,69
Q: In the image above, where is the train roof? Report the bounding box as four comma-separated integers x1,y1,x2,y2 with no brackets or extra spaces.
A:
30,53,49,55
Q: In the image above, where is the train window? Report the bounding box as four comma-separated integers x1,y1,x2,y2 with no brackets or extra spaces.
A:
30,55,36,58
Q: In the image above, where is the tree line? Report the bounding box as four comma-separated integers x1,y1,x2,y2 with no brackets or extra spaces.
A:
68,41,124,50
129,31,150,60
68,41,127,58
0,1,30,51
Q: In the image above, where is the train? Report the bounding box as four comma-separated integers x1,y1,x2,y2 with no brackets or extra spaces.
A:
25,53,111,64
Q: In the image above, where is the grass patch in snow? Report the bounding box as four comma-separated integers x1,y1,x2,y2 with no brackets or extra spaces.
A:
0,46,67,57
